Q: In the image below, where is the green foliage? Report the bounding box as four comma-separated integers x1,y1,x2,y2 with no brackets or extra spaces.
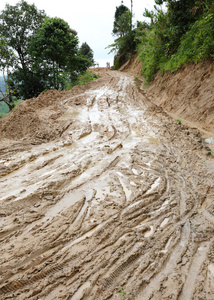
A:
0,37,18,111
29,17,83,90
164,13,214,71
109,5,136,69
66,71,98,90
113,5,130,37
79,42,94,64
0,0,46,99
0,37,16,72
208,150,214,156
176,119,182,125
0,2,93,100
139,28,166,82
0,101,9,117
166,0,201,55
117,288,126,300
138,0,214,83
0,0,46,60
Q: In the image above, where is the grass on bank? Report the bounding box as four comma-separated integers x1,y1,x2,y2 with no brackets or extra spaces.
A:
138,11,214,84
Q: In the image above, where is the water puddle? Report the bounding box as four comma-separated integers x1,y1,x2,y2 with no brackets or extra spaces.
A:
160,217,170,228
122,131,142,150
39,169,56,178
79,131,99,145
128,199,142,210
146,177,161,195
208,264,214,276
64,217,112,250
132,169,139,175
161,236,173,254
144,226,154,237
74,194,91,223
71,281,91,300
89,102,102,123
116,172,132,202
44,190,85,222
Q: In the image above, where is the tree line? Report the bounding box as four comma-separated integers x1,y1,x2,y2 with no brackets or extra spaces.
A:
0,0,95,112
109,0,214,83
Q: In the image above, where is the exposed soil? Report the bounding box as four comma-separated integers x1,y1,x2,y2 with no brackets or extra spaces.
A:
123,55,214,139
0,67,214,299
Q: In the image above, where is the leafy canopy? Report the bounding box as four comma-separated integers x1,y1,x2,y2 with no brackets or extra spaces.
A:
0,0,46,69
109,4,136,69
79,42,94,64
0,37,18,111
29,17,91,90
138,0,214,83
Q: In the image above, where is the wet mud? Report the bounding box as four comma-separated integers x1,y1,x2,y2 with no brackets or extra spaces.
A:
0,69,214,299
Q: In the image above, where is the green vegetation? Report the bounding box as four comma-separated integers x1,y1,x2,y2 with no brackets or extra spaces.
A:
79,42,95,65
66,71,98,90
138,0,214,83
110,1,214,82
176,119,182,125
0,0,95,112
164,12,214,72
108,4,136,69
117,287,126,300
208,150,214,157
29,17,91,91
0,102,9,117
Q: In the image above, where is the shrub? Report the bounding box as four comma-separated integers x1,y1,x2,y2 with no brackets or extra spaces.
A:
66,71,98,90
164,13,214,72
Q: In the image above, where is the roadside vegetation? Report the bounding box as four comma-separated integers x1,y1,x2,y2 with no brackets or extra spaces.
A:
0,0,96,116
109,0,214,83
66,71,99,90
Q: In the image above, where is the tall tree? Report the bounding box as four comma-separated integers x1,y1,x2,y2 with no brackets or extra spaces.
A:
0,37,17,111
0,0,46,71
113,4,131,37
79,42,94,64
109,4,136,69
29,17,91,90
0,0,46,98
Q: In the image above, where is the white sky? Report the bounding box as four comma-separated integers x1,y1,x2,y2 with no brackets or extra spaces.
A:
0,0,156,67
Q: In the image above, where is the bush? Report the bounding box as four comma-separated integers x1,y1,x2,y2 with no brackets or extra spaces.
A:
0,101,9,117
66,71,98,90
139,29,166,83
164,13,214,72
138,1,214,83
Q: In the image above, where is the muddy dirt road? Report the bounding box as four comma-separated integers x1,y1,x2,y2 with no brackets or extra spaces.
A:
0,69,214,299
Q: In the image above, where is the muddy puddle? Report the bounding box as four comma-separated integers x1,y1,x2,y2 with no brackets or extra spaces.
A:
0,70,213,300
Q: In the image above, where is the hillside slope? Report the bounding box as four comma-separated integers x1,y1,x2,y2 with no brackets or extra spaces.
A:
123,56,214,139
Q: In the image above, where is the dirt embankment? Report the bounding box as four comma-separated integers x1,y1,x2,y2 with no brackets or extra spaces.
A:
0,68,213,300
123,55,214,138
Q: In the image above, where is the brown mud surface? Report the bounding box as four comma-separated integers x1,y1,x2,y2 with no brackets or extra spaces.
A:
0,68,214,299
123,55,214,139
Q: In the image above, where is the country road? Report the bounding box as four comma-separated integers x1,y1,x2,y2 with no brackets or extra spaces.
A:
0,69,214,299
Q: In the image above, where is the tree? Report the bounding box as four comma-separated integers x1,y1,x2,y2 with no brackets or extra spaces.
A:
0,0,46,98
0,37,17,111
79,42,94,64
165,0,202,54
29,17,91,90
113,4,130,37
0,0,46,72
108,4,136,69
